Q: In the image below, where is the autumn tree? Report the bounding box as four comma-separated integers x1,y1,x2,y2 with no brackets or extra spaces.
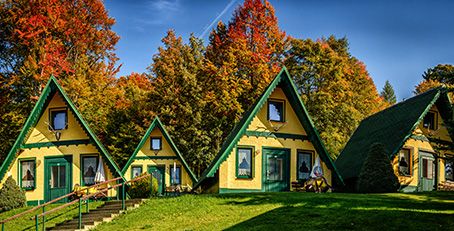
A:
204,0,290,153
147,31,211,176
0,0,120,161
284,36,387,158
103,72,154,167
414,64,454,95
380,80,397,105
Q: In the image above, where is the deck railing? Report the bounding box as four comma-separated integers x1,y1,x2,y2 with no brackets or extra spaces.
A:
1,174,153,231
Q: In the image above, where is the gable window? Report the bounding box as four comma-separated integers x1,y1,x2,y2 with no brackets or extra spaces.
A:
236,147,253,178
446,158,453,181
399,149,412,175
423,111,437,130
20,159,35,190
151,137,162,150
82,156,98,186
268,99,285,122
132,166,143,179
297,151,312,180
50,108,68,130
170,165,181,185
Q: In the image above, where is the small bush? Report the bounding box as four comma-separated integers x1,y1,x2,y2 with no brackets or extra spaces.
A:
0,176,27,212
356,142,400,193
128,172,159,198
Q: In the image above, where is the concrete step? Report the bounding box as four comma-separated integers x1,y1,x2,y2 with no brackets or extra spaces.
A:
47,199,144,231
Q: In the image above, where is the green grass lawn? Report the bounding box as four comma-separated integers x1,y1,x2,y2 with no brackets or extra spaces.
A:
88,191,454,231
0,201,105,231
2,192,454,230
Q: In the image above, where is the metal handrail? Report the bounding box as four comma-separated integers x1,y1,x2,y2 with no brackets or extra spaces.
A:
0,176,122,225
32,173,152,220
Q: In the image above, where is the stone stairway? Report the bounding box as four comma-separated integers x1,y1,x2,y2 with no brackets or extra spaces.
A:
47,199,144,231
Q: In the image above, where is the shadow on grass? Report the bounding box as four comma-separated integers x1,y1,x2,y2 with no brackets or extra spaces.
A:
215,192,454,231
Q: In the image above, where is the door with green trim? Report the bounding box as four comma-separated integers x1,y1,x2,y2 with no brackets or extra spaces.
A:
263,148,290,192
45,156,72,203
419,152,435,191
148,166,165,195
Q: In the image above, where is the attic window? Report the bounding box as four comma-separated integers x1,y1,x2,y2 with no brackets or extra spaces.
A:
268,99,285,122
50,108,68,130
151,137,162,150
423,111,437,130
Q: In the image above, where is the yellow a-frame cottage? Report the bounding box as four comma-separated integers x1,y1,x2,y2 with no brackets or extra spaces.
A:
335,86,454,192
195,67,344,193
0,76,125,205
122,117,197,195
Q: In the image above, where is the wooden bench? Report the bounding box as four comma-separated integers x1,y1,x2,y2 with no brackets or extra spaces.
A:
291,181,307,192
438,181,454,191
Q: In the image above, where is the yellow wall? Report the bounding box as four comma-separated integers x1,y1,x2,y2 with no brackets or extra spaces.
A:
123,127,194,187
392,104,454,189
1,93,118,202
218,87,332,191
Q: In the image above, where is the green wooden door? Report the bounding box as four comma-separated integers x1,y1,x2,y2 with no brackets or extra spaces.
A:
45,156,72,203
263,148,290,192
148,166,165,195
419,152,435,191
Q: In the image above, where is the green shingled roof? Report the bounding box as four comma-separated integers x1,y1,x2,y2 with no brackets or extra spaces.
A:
0,76,125,183
335,86,452,181
195,67,344,188
121,116,198,184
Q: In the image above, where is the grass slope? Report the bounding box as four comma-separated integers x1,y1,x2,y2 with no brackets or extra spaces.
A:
91,192,454,231
0,201,104,230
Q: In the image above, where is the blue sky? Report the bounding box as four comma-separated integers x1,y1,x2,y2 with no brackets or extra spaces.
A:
103,0,454,101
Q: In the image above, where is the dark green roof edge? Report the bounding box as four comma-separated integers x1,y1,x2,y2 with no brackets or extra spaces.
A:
389,88,442,159
121,117,198,184
195,67,344,188
0,76,126,183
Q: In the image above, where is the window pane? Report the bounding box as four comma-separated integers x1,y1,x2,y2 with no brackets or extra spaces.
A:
152,171,162,185
59,166,66,188
276,158,283,180
238,149,252,177
151,138,161,150
83,157,97,185
268,158,275,180
132,167,142,178
53,111,66,130
422,159,428,178
52,166,58,188
423,112,436,130
170,167,180,184
446,160,453,181
298,153,311,180
21,161,35,188
268,101,283,121
399,149,410,175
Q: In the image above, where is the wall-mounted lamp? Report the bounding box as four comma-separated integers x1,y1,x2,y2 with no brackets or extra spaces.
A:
256,150,260,155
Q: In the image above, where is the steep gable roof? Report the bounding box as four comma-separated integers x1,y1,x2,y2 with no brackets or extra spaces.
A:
121,117,198,184
335,86,452,180
195,67,344,188
0,76,125,182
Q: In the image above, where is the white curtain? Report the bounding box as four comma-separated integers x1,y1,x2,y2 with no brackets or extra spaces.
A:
95,157,106,183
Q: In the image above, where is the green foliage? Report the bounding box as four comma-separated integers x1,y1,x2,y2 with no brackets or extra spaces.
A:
285,36,388,158
0,176,26,212
147,31,211,176
127,172,159,198
380,80,397,105
422,64,454,84
356,143,399,193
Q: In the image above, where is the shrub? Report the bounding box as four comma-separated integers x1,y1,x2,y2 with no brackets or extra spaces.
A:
128,172,159,198
0,176,27,212
356,142,400,193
